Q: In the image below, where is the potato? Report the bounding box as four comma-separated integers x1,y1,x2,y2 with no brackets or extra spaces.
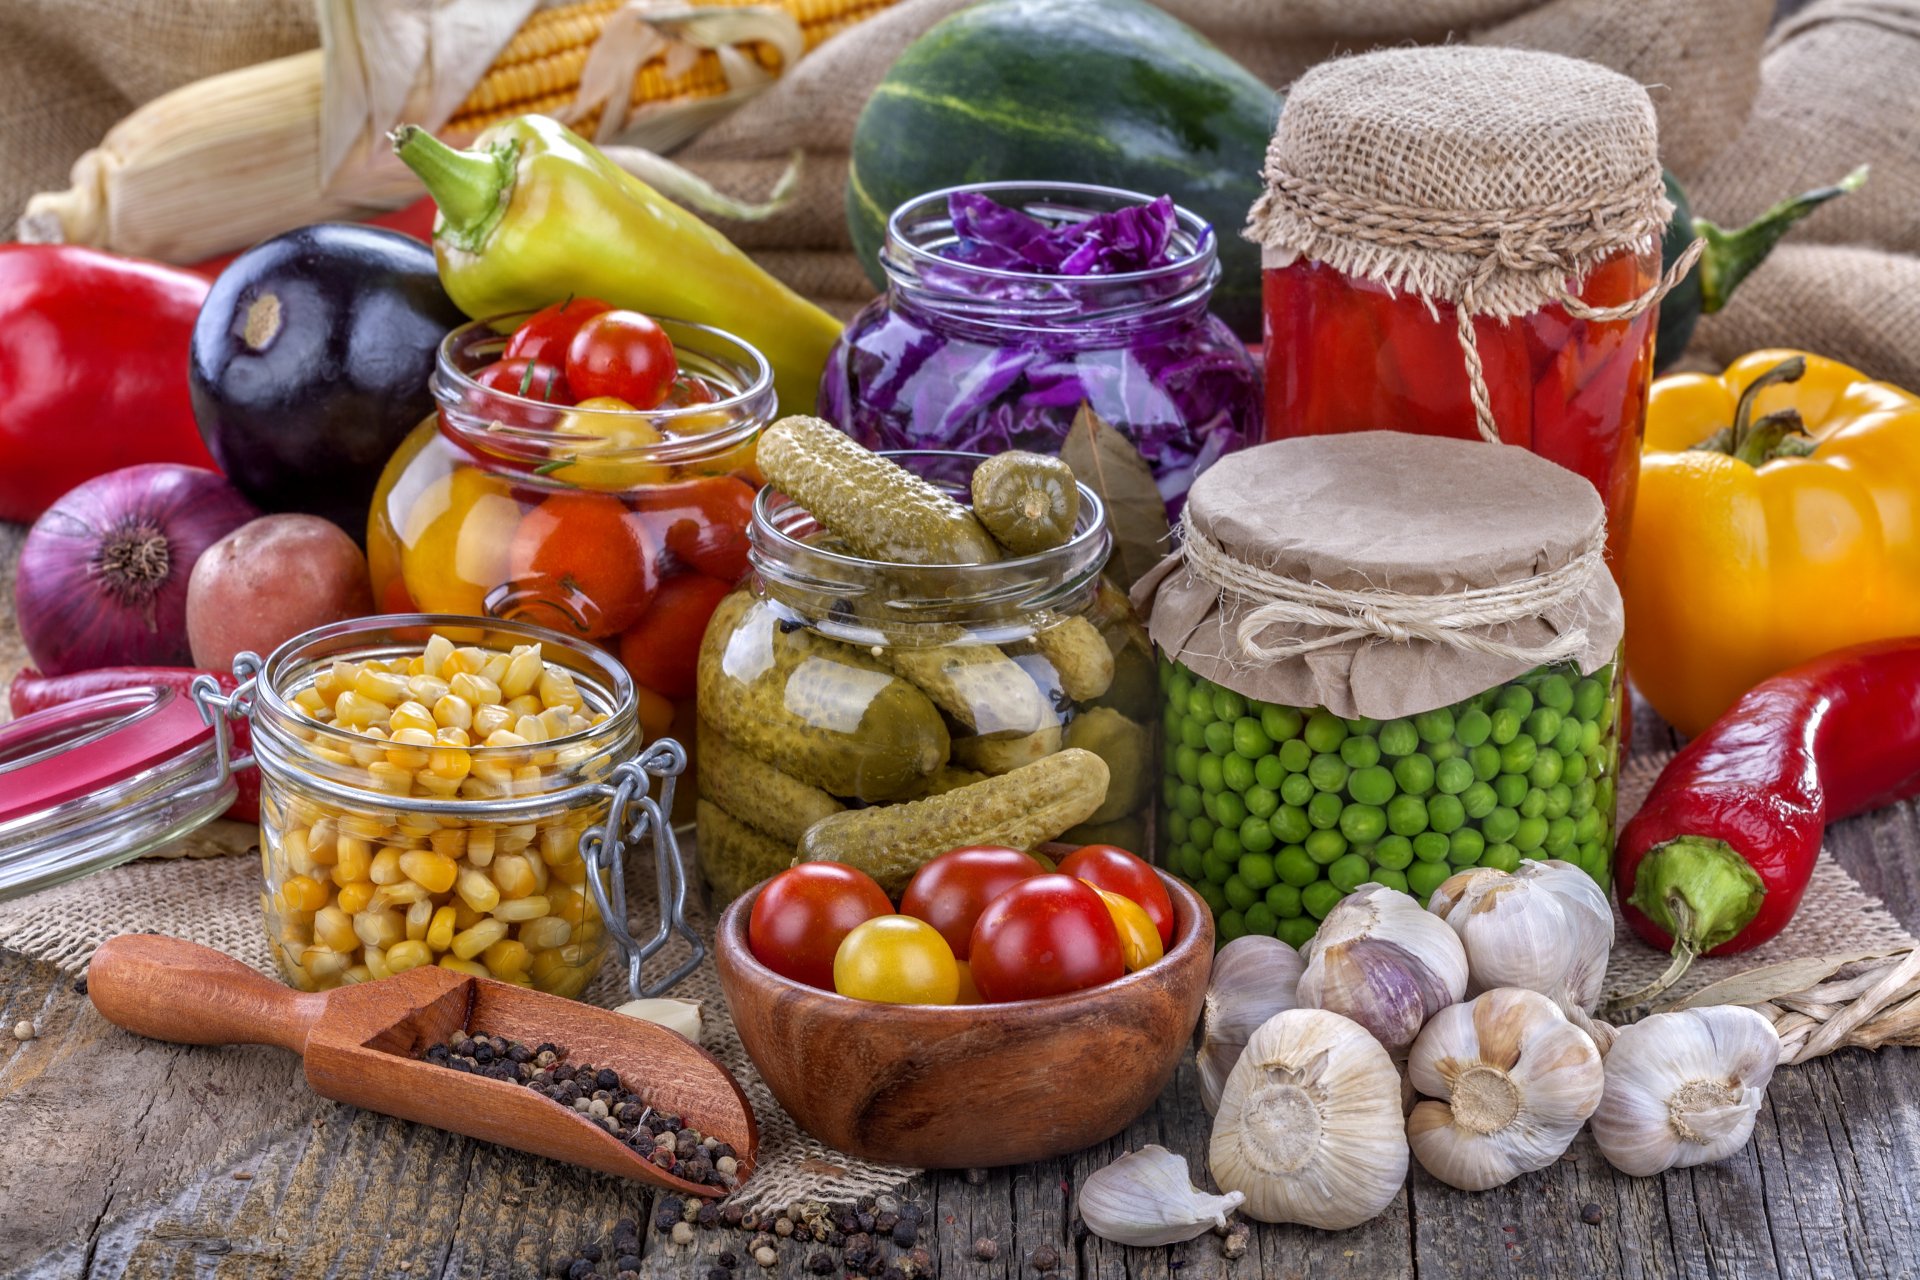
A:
188,515,373,670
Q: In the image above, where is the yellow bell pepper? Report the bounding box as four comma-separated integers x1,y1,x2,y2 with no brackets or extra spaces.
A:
1624,350,1920,736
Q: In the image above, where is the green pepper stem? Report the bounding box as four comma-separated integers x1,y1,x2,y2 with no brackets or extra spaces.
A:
1691,356,1814,464
389,125,517,253
1696,165,1869,313
1607,835,1767,1011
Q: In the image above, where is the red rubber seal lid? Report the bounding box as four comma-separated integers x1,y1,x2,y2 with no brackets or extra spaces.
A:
0,686,214,823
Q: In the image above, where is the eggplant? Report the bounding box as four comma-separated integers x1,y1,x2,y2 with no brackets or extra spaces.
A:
189,224,467,538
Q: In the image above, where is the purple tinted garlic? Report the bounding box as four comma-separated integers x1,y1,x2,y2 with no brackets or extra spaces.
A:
1298,885,1467,1053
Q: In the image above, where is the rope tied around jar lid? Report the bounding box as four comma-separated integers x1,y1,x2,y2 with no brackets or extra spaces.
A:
1175,504,1607,666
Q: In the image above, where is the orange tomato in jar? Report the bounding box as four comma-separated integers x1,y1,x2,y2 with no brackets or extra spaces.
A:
496,491,659,638
399,466,525,616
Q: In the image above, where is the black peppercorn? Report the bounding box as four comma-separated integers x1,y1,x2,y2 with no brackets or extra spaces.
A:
804,1251,835,1275
655,1199,686,1233
1580,1203,1604,1226
567,1260,594,1280
1030,1243,1060,1272
717,1251,738,1269
891,1220,917,1249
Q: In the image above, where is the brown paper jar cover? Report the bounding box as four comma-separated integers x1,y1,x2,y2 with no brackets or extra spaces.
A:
1131,432,1624,721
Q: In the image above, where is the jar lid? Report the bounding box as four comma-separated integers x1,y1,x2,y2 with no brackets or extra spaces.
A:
1132,432,1624,719
0,686,235,900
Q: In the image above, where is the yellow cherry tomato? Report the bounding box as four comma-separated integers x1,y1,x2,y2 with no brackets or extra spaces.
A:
953,960,981,1006
1089,884,1164,972
833,915,960,1006
400,465,525,615
550,395,671,490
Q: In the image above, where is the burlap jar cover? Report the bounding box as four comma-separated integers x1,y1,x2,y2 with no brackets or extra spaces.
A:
1245,46,1703,446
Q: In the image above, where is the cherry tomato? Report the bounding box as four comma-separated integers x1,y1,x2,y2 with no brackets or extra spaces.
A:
968,874,1124,1003
748,862,892,990
1090,885,1165,971
898,845,1045,960
505,298,612,366
631,476,756,584
567,310,678,409
471,357,573,405
833,915,960,1005
617,572,733,700
498,491,658,638
663,374,720,407
1055,844,1174,947
954,960,981,1005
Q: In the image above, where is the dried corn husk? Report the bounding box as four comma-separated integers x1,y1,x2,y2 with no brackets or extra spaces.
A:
1672,946,1920,1065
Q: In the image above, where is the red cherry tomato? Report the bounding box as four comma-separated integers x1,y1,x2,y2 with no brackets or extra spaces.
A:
506,298,612,366
471,357,573,405
567,310,678,409
617,572,733,700
1055,844,1174,947
899,845,1045,960
749,863,893,990
499,492,658,638
968,874,1124,1003
662,374,721,407
631,476,757,584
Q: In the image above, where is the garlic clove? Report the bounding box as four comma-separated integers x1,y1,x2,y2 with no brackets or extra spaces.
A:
1198,934,1306,1115
1404,988,1604,1190
1299,884,1467,1052
1591,1006,1780,1177
612,997,704,1043
1076,1144,1245,1246
1209,1007,1408,1230
1513,859,1613,1012
1430,861,1612,1017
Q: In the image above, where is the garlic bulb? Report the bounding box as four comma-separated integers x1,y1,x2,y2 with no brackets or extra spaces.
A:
1198,935,1306,1115
1591,1006,1780,1176
1429,860,1612,1017
612,997,704,1043
1298,884,1467,1052
1209,1008,1408,1230
1076,1144,1246,1246
1405,988,1604,1190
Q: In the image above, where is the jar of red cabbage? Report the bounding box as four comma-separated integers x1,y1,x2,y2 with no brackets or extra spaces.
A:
819,182,1261,515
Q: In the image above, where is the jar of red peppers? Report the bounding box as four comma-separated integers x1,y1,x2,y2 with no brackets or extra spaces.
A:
820,182,1261,514
1249,48,1697,561
367,313,775,750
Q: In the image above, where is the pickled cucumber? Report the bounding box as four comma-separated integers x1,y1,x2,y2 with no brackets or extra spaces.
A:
1064,706,1154,823
971,451,1081,555
896,765,992,799
697,800,798,902
1023,614,1115,702
696,730,845,844
1089,579,1158,721
953,723,1064,774
800,748,1111,893
697,590,950,801
880,634,1058,735
757,416,999,565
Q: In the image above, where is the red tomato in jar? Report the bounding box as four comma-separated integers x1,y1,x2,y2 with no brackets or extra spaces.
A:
899,845,1045,960
749,862,893,990
506,298,612,366
471,357,573,405
663,374,720,407
968,874,1124,1003
1055,845,1174,947
631,476,757,584
567,310,678,409
617,572,733,701
500,492,658,638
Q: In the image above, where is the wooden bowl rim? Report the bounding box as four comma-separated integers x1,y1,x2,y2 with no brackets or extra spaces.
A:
716,869,1212,1018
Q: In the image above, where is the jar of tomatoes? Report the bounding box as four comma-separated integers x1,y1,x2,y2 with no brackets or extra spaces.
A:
367,313,775,749
1249,48,1686,561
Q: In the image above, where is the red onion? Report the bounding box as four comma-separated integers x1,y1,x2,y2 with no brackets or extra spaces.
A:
14,464,259,675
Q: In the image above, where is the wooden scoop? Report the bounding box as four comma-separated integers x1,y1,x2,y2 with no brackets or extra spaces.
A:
88,934,757,1193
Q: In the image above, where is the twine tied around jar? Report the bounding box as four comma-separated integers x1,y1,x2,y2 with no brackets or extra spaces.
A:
1175,503,1607,666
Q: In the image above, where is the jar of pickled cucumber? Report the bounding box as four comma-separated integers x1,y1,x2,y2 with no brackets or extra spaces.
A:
1133,433,1625,947
694,450,1157,901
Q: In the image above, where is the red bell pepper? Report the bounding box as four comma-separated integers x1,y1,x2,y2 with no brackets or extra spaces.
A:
7,666,259,824
1614,637,1920,1004
186,196,440,280
0,245,219,524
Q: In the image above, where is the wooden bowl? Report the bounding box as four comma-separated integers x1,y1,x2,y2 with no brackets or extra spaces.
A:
714,870,1213,1168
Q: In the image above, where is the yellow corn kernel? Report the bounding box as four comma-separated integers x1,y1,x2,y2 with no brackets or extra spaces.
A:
343,965,373,985
504,694,543,721
415,772,463,798
538,825,581,866
369,847,404,885
501,646,544,699
435,725,472,748
314,905,358,953
491,854,536,900
364,945,391,980
424,633,454,677
354,668,410,705
372,881,430,909
282,874,329,912
293,687,329,716
449,671,501,707
451,918,509,960
386,940,433,973
282,828,316,877
354,908,405,949
405,896,435,941
333,690,390,729
313,743,359,769
335,881,376,914
455,865,502,913
574,918,605,946
334,836,373,884
428,828,466,859
426,905,458,952
498,824,536,854
454,644,491,672
407,655,427,676
398,849,458,894
471,704,511,739
366,762,415,796
315,662,351,699
459,776,506,801
346,726,389,766
306,819,339,867
427,744,472,782
303,946,352,979
471,651,503,684
453,901,485,929
537,706,575,740
438,956,490,978
518,915,572,952
481,938,531,979
386,726,435,770
396,817,438,840
339,811,389,841
390,701,438,735
493,895,551,923
432,694,474,734
548,886,586,925
466,826,497,868
538,666,583,711
551,859,588,887
407,674,451,705
553,744,594,768
526,853,551,894
513,714,549,744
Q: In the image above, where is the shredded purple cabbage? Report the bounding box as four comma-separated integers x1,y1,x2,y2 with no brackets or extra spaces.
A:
944,191,1181,276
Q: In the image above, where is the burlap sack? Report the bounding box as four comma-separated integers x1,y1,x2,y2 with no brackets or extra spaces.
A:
1690,0,1920,256
1691,244,1920,391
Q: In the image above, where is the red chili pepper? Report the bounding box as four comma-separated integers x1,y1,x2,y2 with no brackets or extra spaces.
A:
7,666,259,824
0,245,219,524
1613,636,1920,1005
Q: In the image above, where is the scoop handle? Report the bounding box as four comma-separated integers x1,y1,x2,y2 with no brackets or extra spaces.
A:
89,934,324,1056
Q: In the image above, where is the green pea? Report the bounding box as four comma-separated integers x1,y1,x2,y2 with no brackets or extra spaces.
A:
1544,783,1573,821
1201,847,1232,884
1308,753,1351,794
1198,881,1228,917
1177,784,1204,819
1544,815,1577,855
1489,707,1521,745
1213,790,1248,830
1345,716,1381,735
1198,754,1225,793
1239,851,1278,890
1572,677,1606,722
1552,718,1583,757
1456,708,1493,748
1281,773,1315,807
1598,693,1619,733
1255,754,1286,791
1174,745,1200,785
1166,666,1190,705
1408,860,1452,901
1470,743,1502,782
1481,842,1521,872
1266,882,1304,918
1537,673,1574,712
1202,790,1221,824
1219,909,1247,942
1341,804,1388,844
1212,827,1243,860
1167,811,1189,843
1373,835,1415,870
1162,704,1183,740
1577,841,1608,882
1270,805,1311,844
1307,791,1344,830
1414,708,1456,744
1328,853,1372,893
1245,786,1279,820
1574,808,1604,844
1436,757,1475,795
1499,735,1538,775
1163,776,1181,811
1427,739,1463,764
1304,829,1348,864
1276,846,1318,887
1174,846,1204,882
1181,719,1207,751
1190,813,1217,846
1560,749,1587,785
1219,753,1252,794
1204,720,1236,757
1261,704,1304,743
1519,787,1547,819
1571,779,1596,818
1187,685,1214,722
1427,794,1466,835
1368,866,1410,894
1224,875,1257,910
1302,881,1343,920
1243,902,1279,937
1498,684,1534,717
1387,793,1430,837
1412,832,1452,863
1482,807,1520,843
1378,719,1420,756
1303,711,1349,753
1278,916,1319,947
1461,781,1498,820
1348,765,1397,806
1279,738,1313,772
1213,688,1248,723
1233,717,1273,759
1595,777,1617,819
1528,750,1563,789
1513,815,1549,852
1493,774,1529,808
1393,754,1436,795
1581,720,1604,755
1448,827,1486,866
1341,735,1382,769
1523,708,1560,746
